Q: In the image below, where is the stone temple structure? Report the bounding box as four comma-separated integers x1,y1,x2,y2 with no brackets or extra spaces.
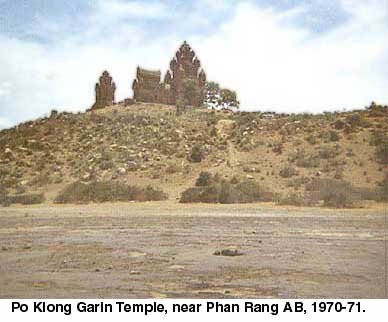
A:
92,71,116,109
132,68,171,104
132,41,207,106
91,42,207,109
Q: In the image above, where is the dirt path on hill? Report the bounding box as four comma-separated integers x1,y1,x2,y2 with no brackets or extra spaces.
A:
227,141,238,170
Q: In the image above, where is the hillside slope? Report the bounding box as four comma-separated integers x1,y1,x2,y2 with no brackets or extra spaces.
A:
0,103,387,204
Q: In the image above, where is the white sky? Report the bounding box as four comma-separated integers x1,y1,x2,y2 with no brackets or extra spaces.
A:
0,0,387,128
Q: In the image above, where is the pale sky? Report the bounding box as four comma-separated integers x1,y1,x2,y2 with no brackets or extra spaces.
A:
0,0,387,128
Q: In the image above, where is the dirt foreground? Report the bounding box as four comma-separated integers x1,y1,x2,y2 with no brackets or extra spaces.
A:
0,202,386,298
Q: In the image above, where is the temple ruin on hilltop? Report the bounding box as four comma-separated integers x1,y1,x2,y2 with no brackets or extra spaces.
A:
91,42,207,109
132,41,207,106
132,68,170,104
92,71,116,110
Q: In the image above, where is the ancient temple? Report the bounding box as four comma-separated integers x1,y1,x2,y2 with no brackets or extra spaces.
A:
132,41,207,106
92,71,116,109
132,68,174,104
91,42,207,109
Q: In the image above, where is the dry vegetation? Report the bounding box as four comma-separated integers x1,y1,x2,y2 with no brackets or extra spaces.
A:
180,172,275,203
54,181,167,204
0,102,387,208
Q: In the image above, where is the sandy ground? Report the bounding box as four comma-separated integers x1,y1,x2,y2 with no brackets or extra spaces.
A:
0,202,387,298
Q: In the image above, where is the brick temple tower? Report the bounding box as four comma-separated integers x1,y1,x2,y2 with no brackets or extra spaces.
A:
132,41,207,106
92,71,116,109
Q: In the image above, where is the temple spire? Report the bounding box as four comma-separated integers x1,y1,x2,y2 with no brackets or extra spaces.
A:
92,70,116,109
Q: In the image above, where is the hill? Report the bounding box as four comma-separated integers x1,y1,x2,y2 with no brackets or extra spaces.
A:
0,103,387,207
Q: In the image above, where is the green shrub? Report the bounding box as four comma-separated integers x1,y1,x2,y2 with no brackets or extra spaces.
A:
376,175,388,202
286,176,310,189
137,185,169,202
203,185,223,203
306,178,358,208
279,166,296,178
296,156,320,168
16,193,45,205
218,181,237,204
381,177,388,202
180,173,274,204
376,140,388,164
278,192,317,207
333,119,345,130
370,130,386,146
1,193,45,206
323,111,336,121
180,186,219,203
306,135,317,145
327,130,340,142
0,185,8,206
0,185,6,197
234,181,275,203
278,193,304,206
230,175,240,184
188,145,204,162
345,114,369,129
182,78,201,106
354,186,383,202
195,171,213,186
322,188,355,208
318,145,338,159
55,181,168,204
180,187,202,203
235,112,257,127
